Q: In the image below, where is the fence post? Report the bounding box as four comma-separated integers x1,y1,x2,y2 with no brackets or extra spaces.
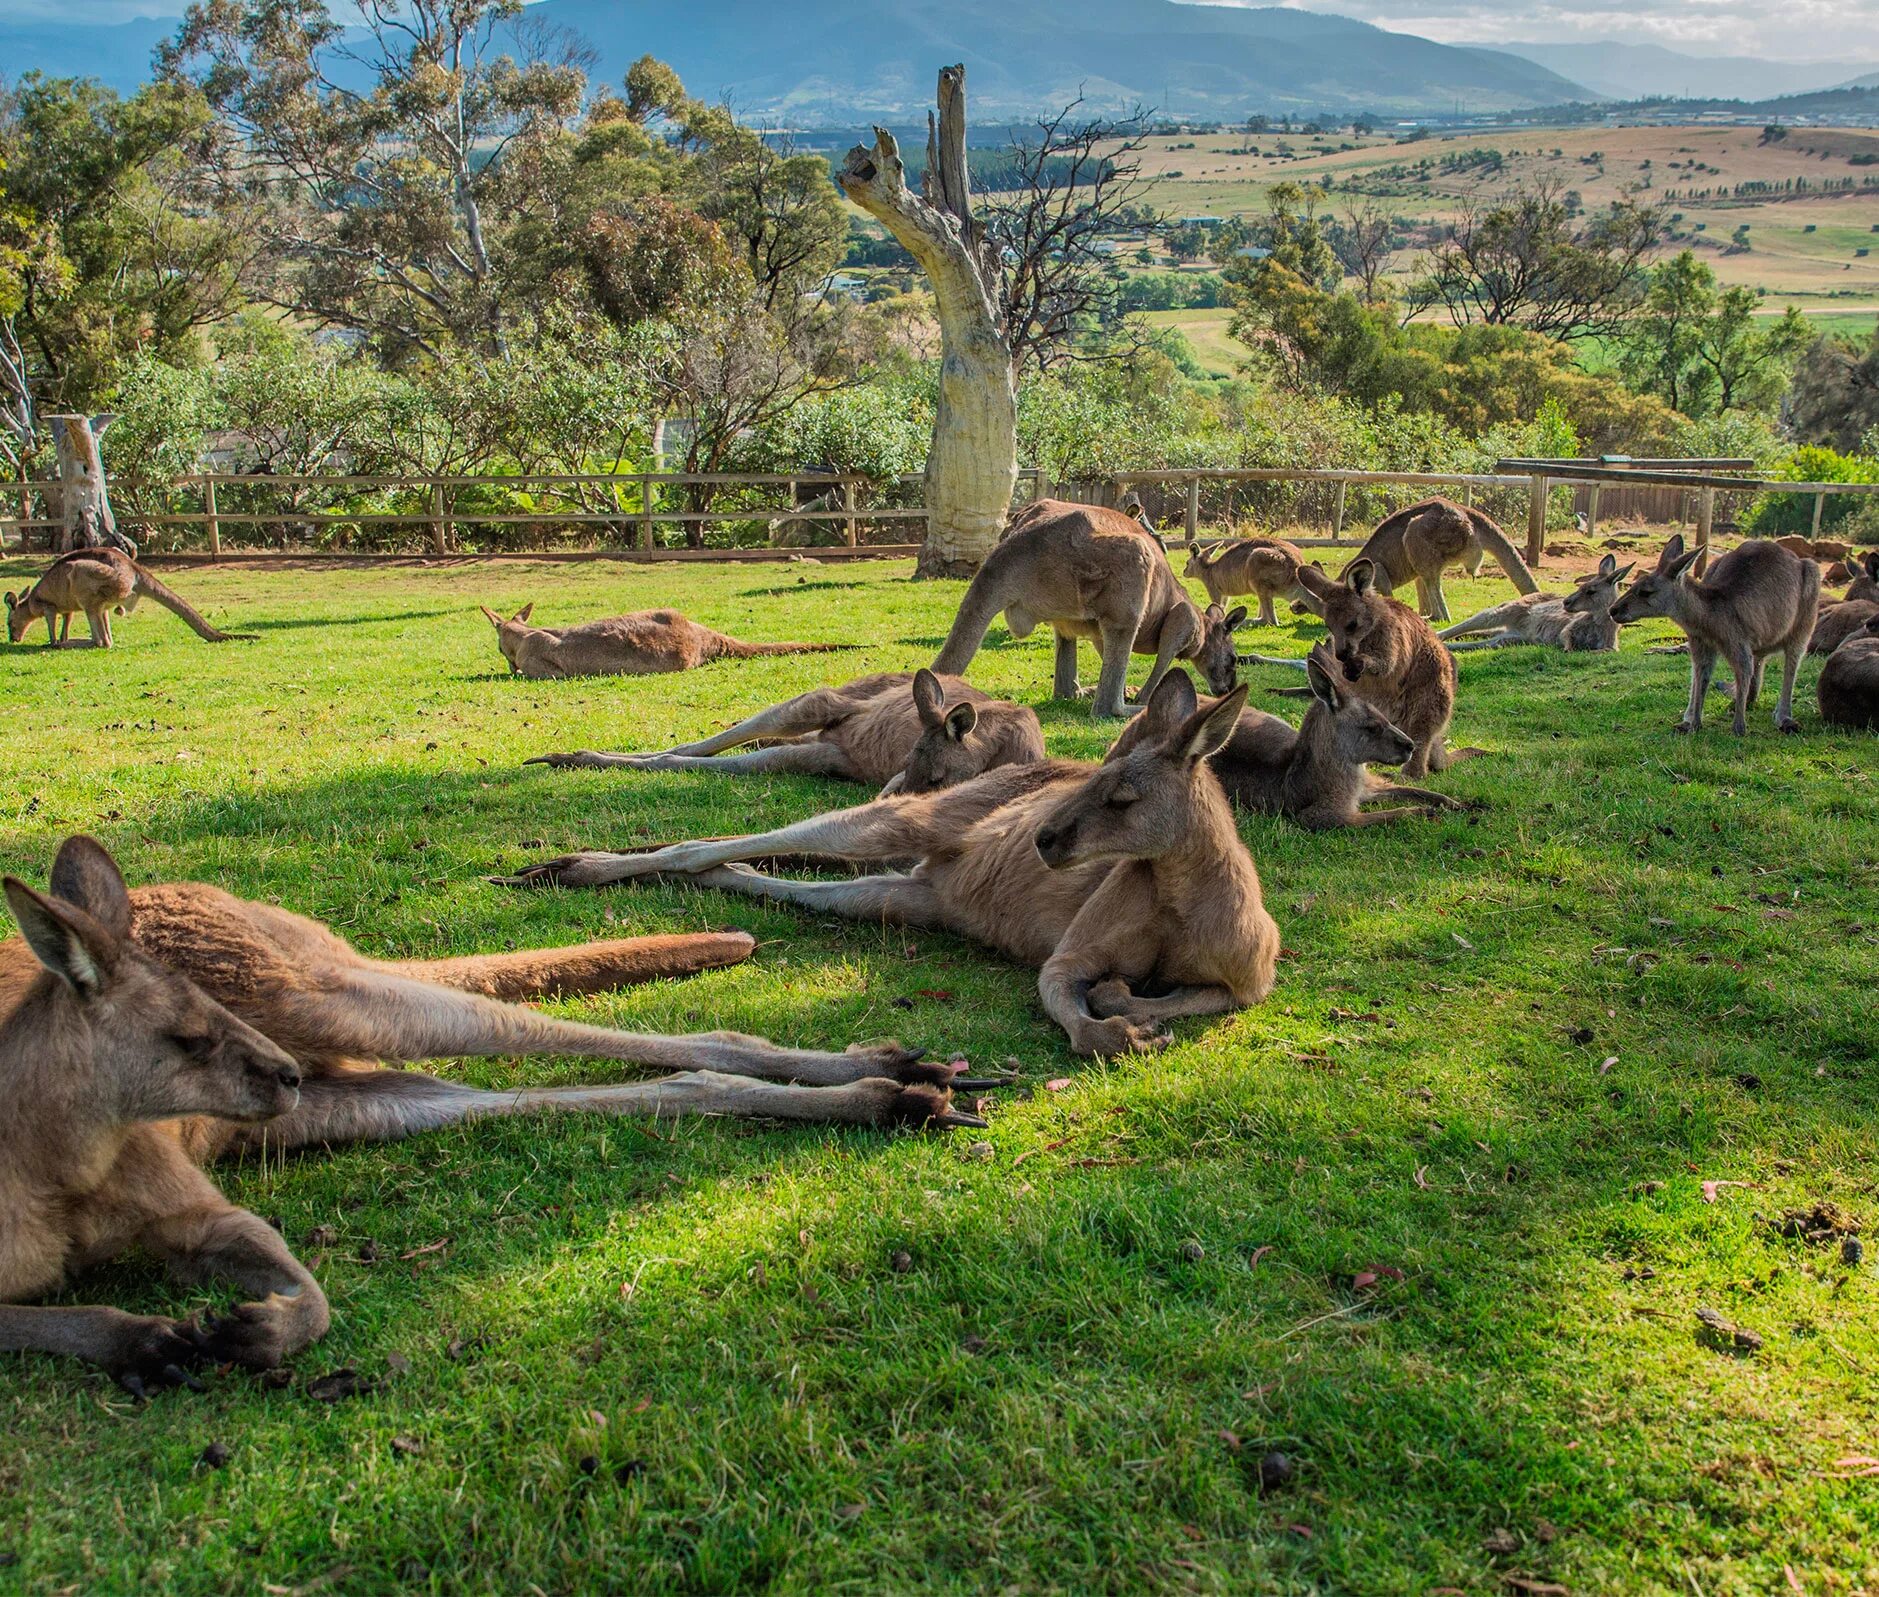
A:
1332,480,1347,539
430,482,449,555
843,478,858,548
1810,491,1825,541
1694,487,1715,577
204,477,221,559
638,475,655,551
1526,474,1548,564
1586,483,1600,541
1184,474,1200,546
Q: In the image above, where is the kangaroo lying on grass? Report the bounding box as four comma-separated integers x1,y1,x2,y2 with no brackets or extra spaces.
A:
480,604,849,680
0,838,989,1392
1184,536,1311,626
1818,613,1879,730
1104,652,1463,830
5,549,251,647
527,669,1044,796
501,675,1281,1058
1610,534,1820,736
1436,554,1634,653
1809,553,1879,656
932,499,1245,719
1337,498,1539,623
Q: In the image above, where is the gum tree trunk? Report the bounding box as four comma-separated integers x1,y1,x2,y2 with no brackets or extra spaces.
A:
840,67,1016,579
47,413,137,558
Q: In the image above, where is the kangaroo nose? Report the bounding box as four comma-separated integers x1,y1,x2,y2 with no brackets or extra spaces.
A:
276,1063,301,1090
1035,825,1059,851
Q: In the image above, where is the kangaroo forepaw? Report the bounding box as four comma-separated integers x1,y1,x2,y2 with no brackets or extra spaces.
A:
110,1316,210,1397
1074,1014,1172,1057
1086,978,1138,1020
191,1302,294,1372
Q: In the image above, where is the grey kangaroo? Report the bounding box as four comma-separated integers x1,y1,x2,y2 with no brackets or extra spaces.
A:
1437,554,1634,653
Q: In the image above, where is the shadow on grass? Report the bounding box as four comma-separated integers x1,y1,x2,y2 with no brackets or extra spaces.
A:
240,608,461,632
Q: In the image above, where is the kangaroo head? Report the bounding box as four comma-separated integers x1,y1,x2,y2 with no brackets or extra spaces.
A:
1564,552,1635,617
1033,672,1247,870
1304,644,1414,768
5,587,36,643
890,669,986,796
2,837,302,1127
479,603,535,672
1308,559,1395,681
1611,535,1702,625
1191,603,1248,694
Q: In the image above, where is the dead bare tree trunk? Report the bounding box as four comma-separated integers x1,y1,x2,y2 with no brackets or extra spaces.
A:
47,413,137,558
840,67,1016,579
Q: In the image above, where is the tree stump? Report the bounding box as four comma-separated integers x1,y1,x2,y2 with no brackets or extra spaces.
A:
47,413,137,559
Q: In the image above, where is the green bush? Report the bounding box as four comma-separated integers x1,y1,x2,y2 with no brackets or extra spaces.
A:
1745,444,1879,536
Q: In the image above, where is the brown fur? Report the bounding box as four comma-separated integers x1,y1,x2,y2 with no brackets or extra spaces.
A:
479,604,849,680
1294,560,1463,779
1809,554,1879,655
933,499,1247,718
1184,536,1309,626
1817,615,1879,730
1610,535,1821,735
1,839,983,1389
5,549,250,647
504,676,1282,1058
525,669,1044,796
1103,652,1461,829
1437,553,1633,653
1339,498,1539,622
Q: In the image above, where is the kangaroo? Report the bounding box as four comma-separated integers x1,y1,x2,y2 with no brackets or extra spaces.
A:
1102,652,1462,830
479,604,850,680
1817,614,1879,730
1809,553,1879,655
526,669,1044,797
1609,534,1820,736
5,548,251,647
1184,536,1311,626
0,838,989,1391
932,499,1246,719
1341,498,1539,623
1436,554,1634,653
500,674,1281,1059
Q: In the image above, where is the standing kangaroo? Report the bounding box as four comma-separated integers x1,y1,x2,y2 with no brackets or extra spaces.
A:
1102,653,1463,830
932,499,1245,719
526,670,1044,796
1184,537,1311,626
0,838,987,1391
1342,498,1539,622
1809,553,1879,656
1437,554,1634,653
480,604,850,680
501,674,1282,1059
5,549,251,647
1610,534,1820,736
1817,614,1879,730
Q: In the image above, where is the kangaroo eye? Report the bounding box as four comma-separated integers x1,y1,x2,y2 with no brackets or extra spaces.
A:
1109,784,1141,807
168,1032,213,1054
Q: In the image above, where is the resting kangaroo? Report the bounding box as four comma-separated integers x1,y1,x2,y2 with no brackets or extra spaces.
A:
1185,536,1310,626
5,549,250,647
932,499,1246,719
501,674,1282,1059
1809,553,1879,656
1437,554,1633,653
1,838,988,1391
480,604,849,680
1817,614,1879,730
1610,534,1820,736
1103,653,1462,830
1340,498,1539,623
526,669,1044,796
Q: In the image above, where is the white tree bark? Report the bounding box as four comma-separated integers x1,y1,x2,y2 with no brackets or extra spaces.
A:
47,413,136,558
840,68,1016,579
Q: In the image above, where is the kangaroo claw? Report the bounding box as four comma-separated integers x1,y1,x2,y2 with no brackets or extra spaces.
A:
933,1107,989,1130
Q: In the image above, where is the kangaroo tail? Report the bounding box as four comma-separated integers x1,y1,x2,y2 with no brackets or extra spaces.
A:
729,640,856,656
132,564,251,642
387,931,756,1000
1236,651,1309,671
1437,603,1518,641
1465,508,1538,595
931,562,1015,676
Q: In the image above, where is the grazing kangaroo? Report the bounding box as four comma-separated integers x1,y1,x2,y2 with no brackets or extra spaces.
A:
1437,554,1634,653
1610,534,1820,736
501,674,1282,1059
932,499,1246,719
1809,554,1879,655
1342,498,1539,623
1818,614,1879,730
1103,653,1463,830
5,549,251,647
526,669,1045,796
0,839,988,1391
1185,536,1311,626
480,604,849,680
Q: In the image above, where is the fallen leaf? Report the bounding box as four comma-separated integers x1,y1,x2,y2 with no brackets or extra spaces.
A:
914,988,955,1001
1219,1429,1242,1451
1598,1057,1619,1075
835,1503,866,1521
1044,1078,1072,1092
1504,1581,1570,1597
1351,1271,1378,1290
1451,932,1475,950
1414,1166,1430,1189
399,1238,450,1261
391,1436,423,1458
306,1368,378,1403
1483,1528,1520,1554
1702,1180,1755,1203
1248,1245,1274,1268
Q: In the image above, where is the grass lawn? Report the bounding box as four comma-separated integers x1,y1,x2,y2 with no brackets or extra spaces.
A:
1,552,1876,1595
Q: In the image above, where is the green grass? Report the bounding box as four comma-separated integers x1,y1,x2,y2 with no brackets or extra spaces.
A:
2,554,1876,1595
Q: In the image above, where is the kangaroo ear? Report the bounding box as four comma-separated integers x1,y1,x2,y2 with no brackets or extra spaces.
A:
478,605,504,629
513,603,534,625
1296,564,1335,600
49,836,132,940
1346,559,1377,596
1865,553,1879,581
1224,605,1249,632
3,592,15,609
942,700,978,741
1666,544,1704,582
1610,562,1636,586
1597,553,1616,576
1141,667,1199,739
911,667,944,726
1175,683,1249,763
4,877,118,997
1305,649,1343,710
1657,533,1686,572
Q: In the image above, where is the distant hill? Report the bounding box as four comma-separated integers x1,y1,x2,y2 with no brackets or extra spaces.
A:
1,0,1589,116
1495,41,1879,105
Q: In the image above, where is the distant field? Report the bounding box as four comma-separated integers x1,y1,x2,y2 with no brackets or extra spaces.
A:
1145,305,1243,377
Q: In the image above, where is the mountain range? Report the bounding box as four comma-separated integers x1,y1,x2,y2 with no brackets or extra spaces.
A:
1495,40,1879,104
